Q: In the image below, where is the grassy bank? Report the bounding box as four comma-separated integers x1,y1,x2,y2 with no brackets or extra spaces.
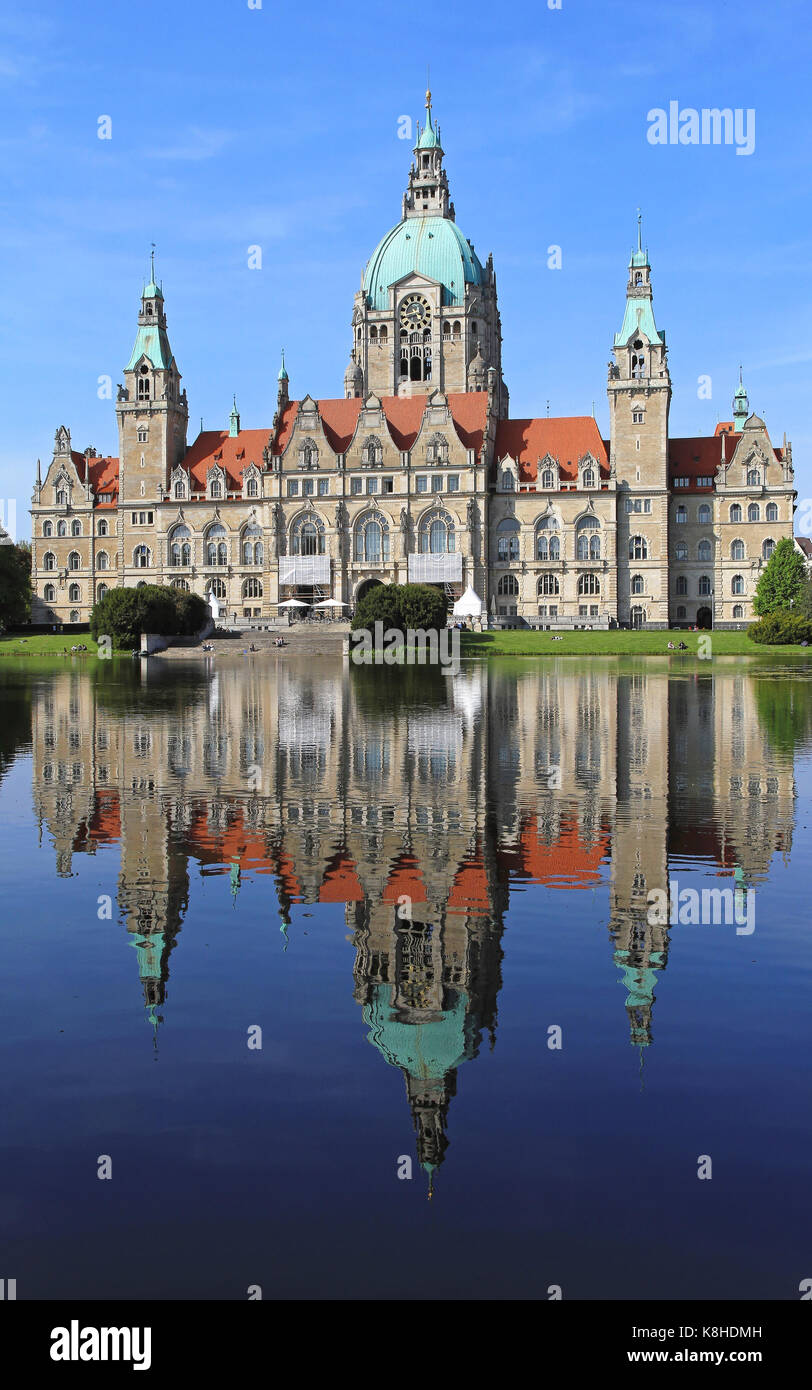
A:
0,633,107,657
460,629,810,657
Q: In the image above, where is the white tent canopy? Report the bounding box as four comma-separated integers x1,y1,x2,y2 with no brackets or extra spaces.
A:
313,599,346,608
453,585,483,618
277,598,309,608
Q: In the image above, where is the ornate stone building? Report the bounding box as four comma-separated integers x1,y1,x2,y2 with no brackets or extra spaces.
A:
29,92,796,629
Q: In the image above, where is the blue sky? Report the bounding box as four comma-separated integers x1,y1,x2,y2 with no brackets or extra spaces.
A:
2,0,811,540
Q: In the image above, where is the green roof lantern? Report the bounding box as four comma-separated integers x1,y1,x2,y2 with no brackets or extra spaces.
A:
416,88,440,149
143,246,163,300
630,209,648,268
278,348,288,382
733,367,749,430
229,395,240,437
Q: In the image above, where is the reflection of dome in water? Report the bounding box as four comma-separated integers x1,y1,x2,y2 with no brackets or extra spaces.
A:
363,984,473,1079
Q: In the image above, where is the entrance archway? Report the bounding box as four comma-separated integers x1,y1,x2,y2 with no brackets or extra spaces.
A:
697,606,713,629
356,578,383,605
630,605,646,630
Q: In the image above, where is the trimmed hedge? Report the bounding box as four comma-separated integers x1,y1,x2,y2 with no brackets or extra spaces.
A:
747,611,812,645
90,585,209,649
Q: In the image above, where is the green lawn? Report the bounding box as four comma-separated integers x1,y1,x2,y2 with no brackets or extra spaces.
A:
0,633,108,656
460,629,811,657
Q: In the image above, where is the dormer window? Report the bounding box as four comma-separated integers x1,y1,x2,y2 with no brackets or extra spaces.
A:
747,469,760,486
210,478,222,499
582,469,595,489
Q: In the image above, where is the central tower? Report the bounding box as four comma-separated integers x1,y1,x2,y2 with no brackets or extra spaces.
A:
346,91,508,414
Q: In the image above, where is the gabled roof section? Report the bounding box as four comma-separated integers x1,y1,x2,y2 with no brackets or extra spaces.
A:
183,428,271,491
494,416,609,483
68,451,120,503
273,393,488,459
669,429,784,490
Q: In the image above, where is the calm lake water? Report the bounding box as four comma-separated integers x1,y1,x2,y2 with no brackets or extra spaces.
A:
1,651,811,1300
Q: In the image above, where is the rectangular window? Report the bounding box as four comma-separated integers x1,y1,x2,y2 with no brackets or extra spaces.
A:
318,478,329,496
382,478,393,494
644,499,651,514
351,477,363,495
590,604,599,616
287,479,299,497
538,605,547,616
416,476,428,493
447,475,459,492
549,605,558,616
579,605,587,616
303,479,314,496
431,476,443,493
367,478,378,494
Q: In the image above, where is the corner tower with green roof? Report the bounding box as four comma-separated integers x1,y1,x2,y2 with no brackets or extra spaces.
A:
116,255,188,574
347,90,508,414
608,215,672,628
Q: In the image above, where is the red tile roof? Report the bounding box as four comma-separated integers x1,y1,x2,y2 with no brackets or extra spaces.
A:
70,452,120,505
493,417,609,482
382,853,428,904
182,429,271,493
273,392,489,459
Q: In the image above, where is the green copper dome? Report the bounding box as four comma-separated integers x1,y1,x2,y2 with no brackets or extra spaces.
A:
364,216,483,310
363,984,474,1079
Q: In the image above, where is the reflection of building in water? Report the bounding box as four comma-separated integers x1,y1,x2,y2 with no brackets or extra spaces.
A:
30,659,797,1156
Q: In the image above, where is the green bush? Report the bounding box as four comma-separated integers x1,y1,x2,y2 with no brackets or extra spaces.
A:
753,537,807,616
350,582,447,638
90,585,209,648
747,611,812,645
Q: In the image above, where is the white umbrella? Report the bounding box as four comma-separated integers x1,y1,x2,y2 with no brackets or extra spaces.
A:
277,598,309,608
313,599,346,608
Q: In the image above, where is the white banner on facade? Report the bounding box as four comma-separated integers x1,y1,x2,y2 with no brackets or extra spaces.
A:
407,552,463,583
278,556,331,586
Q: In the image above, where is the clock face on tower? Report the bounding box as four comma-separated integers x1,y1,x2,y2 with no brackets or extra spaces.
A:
399,293,431,330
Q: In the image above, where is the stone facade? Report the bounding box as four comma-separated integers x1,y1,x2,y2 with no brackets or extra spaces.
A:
29,97,796,629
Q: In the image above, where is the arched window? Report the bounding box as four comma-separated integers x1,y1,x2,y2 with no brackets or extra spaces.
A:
71,519,82,536
137,366,150,400
292,515,325,556
536,515,560,562
675,575,688,595
766,502,778,522
674,541,688,561
675,505,687,524
698,575,712,596
44,583,56,602
731,574,744,595
171,578,190,591
747,469,760,486
134,545,150,569
69,583,81,602
97,518,108,536
174,480,185,500
56,489,67,505
379,326,388,343
748,503,760,522
697,539,712,562
42,521,52,537
418,511,455,554
582,469,595,489
68,551,80,570
762,538,775,560
57,520,67,537
97,551,109,571
97,583,107,602
169,523,191,568
631,574,644,595
542,468,555,489
729,503,742,523
731,539,745,560
242,521,264,565
246,476,258,498
733,604,744,619
205,523,227,567
537,573,559,596
208,578,227,599
635,272,643,286
210,478,223,499
578,573,600,595
497,574,519,596
496,517,520,562
629,534,647,560
43,551,55,571
355,513,390,563
242,577,263,599
69,610,80,623
576,515,600,561
697,503,711,525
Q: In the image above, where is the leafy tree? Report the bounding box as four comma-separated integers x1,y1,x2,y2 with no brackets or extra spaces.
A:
90,584,208,648
351,582,447,636
0,540,32,631
753,537,807,616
